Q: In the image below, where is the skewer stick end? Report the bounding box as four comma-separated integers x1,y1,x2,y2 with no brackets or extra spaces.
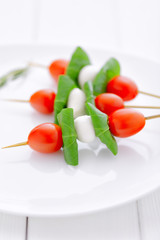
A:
139,90,160,99
0,99,29,103
27,62,47,69
2,141,28,150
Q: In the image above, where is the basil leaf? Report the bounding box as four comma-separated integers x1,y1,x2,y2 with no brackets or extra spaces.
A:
93,58,120,96
57,108,78,166
66,47,91,85
83,81,95,113
54,75,76,124
85,103,118,155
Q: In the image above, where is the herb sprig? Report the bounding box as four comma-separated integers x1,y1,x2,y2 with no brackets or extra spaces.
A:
0,67,28,87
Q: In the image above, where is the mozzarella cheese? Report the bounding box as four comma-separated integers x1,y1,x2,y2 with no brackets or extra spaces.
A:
78,65,99,89
67,88,86,118
74,115,96,143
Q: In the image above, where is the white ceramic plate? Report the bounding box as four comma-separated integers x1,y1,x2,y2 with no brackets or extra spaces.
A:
0,45,160,217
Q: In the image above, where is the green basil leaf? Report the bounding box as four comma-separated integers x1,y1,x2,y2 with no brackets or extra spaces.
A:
57,108,78,166
54,75,77,124
85,103,118,155
93,58,120,96
66,47,91,85
83,81,95,114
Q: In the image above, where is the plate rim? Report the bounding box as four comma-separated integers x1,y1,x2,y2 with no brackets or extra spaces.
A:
0,43,160,217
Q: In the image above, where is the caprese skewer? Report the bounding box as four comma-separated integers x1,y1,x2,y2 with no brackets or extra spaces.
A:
1,47,160,167
2,89,56,114
95,93,160,116
28,59,69,82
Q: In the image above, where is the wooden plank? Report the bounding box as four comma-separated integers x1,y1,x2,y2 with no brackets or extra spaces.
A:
28,203,140,240
0,213,26,240
138,189,160,240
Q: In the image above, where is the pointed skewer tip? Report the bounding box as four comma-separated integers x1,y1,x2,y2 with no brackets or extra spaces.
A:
1,141,28,150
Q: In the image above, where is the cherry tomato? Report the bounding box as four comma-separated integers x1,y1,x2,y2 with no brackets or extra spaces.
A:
106,76,138,101
28,123,63,153
29,89,56,114
109,109,145,137
95,93,124,115
48,59,69,82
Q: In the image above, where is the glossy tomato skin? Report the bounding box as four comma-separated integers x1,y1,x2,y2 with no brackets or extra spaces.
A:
109,109,145,138
95,93,124,115
30,89,56,114
28,123,63,153
106,76,138,101
48,59,69,82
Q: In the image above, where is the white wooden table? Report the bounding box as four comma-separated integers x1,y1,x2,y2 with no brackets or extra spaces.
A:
0,0,160,238
1,189,160,240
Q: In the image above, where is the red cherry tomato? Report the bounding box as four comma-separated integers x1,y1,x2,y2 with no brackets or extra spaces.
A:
106,76,138,101
48,59,69,82
95,93,124,115
29,89,56,114
28,123,63,153
109,109,145,137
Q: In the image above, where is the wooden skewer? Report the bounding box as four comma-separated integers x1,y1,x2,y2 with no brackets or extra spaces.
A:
2,141,28,149
2,113,160,150
2,98,160,110
1,99,29,103
27,62,47,69
125,105,160,109
139,90,160,99
26,63,160,100
145,114,160,120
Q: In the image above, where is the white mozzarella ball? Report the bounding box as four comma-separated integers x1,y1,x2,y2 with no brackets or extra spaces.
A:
67,88,86,119
74,115,96,143
78,65,99,89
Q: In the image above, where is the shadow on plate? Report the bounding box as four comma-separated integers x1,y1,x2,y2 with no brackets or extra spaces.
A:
28,142,148,177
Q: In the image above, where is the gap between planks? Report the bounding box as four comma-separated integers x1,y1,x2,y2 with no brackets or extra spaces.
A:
27,202,140,240
25,217,29,240
136,201,143,240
